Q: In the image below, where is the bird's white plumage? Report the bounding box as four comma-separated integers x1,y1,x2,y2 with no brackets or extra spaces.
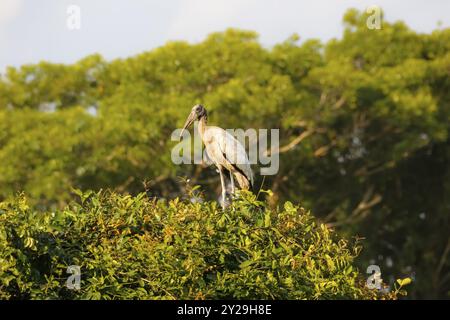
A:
181,104,254,208
203,126,253,187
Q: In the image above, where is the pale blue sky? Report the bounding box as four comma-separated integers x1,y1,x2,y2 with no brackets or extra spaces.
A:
0,0,448,72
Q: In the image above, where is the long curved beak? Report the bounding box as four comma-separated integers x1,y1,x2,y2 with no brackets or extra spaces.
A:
179,110,196,139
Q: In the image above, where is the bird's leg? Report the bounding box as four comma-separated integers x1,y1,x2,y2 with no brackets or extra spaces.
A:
218,167,227,209
229,172,235,195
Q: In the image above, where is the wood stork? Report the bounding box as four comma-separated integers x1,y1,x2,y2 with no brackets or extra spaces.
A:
180,104,254,207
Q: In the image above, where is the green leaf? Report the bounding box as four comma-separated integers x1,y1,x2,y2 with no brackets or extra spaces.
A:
239,260,254,269
396,278,412,287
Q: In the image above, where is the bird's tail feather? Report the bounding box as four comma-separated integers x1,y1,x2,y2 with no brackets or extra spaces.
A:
234,172,253,191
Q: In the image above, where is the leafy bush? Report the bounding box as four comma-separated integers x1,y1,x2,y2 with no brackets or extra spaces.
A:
0,190,406,299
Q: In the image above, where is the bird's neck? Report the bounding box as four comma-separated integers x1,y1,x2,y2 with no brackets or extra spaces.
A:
197,116,207,139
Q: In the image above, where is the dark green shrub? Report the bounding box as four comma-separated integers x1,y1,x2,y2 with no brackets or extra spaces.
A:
0,190,405,299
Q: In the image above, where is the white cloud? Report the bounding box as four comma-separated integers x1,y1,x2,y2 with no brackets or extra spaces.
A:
167,0,450,46
0,0,22,24
168,0,259,41
0,0,448,71
0,0,22,66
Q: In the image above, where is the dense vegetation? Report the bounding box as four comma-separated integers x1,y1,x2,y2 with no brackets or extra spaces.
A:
0,190,406,299
0,9,448,298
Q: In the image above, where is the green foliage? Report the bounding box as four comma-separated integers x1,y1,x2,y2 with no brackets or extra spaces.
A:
0,9,448,298
0,191,398,300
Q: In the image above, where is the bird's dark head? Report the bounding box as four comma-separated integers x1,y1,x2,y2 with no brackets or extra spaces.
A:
192,104,207,119
180,104,208,138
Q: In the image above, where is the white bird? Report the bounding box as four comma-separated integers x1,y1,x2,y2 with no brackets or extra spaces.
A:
180,104,254,208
